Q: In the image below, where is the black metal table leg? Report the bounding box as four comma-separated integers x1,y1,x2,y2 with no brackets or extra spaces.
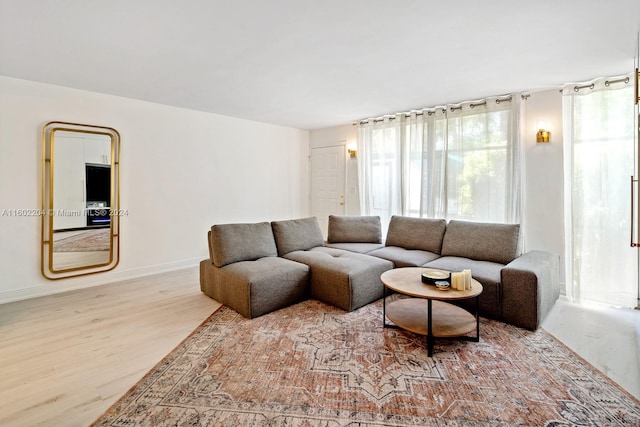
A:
474,295,480,342
427,298,433,356
383,284,387,328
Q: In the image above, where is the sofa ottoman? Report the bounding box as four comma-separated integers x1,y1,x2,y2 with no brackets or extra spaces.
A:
272,216,394,312
285,247,393,311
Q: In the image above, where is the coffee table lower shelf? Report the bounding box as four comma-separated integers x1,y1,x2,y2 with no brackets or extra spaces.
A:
385,298,477,337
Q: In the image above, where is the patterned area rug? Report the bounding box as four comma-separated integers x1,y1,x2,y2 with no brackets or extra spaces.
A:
53,228,110,252
92,299,640,426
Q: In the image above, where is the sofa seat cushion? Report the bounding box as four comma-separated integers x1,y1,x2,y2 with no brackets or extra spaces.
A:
271,217,325,256
367,246,440,267
385,216,447,253
201,256,310,319
284,249,394,312
424,256,503,319
209,222,278,267
441,220,520,264
324,242,384,254
327,215,382,243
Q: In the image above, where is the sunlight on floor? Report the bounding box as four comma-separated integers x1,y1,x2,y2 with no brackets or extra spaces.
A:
543,296,640,400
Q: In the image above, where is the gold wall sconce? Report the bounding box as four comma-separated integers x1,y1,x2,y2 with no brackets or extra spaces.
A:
347,144,357,157
536,121,550,143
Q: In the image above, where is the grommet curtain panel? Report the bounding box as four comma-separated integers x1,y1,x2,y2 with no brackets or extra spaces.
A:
357,95,522,234
562,73,637,307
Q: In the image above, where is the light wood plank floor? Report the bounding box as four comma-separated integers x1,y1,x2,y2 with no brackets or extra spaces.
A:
0,268,220,427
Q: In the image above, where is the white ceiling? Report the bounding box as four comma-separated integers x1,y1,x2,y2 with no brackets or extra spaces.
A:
1,0,639,130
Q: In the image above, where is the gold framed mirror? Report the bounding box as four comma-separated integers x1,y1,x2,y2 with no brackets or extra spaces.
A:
42,121,121,280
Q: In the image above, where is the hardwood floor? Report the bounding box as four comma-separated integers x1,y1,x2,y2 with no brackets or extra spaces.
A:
1,268,637,426
0,268,220,427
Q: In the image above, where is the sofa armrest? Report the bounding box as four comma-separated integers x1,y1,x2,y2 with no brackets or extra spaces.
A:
501,250,560,330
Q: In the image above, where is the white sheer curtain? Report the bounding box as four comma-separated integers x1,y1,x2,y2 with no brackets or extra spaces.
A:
562,74,637,307
406,108,448,218
357,116,402,231
357,95,522,231
442,96,521,223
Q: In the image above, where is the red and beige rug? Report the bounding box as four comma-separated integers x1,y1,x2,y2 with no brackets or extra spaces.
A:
92,299,640,426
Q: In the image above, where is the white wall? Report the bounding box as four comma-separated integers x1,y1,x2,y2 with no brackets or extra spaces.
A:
521,90,565,279
0,76,309,303
309,90,566,283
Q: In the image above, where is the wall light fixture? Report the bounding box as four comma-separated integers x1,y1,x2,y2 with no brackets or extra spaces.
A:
536,121,550,143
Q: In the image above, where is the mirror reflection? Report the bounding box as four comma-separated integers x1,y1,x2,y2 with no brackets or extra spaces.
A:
52,131,112,270
42,122,120,280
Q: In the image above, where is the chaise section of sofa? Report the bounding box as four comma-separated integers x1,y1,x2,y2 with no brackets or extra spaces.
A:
273,216,394,312
199,221,310,318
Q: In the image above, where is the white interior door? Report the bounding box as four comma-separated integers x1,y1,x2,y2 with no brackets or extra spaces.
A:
311,146,346,238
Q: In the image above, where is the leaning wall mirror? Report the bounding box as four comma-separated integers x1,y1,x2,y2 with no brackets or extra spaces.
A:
42,121,120,280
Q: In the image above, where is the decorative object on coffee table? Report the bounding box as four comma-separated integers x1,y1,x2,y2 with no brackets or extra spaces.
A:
435,280,450,290
420,270,450,285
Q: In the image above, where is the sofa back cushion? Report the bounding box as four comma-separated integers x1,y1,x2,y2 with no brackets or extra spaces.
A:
441,220,520,264
385,216,447,253
327,215,382,243
210,222,277,267
271,217,325,255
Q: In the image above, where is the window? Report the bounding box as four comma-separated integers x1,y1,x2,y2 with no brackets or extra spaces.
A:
358,95,521,228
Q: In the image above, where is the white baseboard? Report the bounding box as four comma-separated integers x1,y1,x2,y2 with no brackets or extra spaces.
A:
0,257,204,305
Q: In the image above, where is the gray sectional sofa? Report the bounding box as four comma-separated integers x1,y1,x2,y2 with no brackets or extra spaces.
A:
200,215,559,330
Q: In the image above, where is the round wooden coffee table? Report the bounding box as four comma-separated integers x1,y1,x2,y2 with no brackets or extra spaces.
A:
381,267,483,356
